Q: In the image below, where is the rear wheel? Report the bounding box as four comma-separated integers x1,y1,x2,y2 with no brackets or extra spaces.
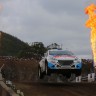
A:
38,66,44,79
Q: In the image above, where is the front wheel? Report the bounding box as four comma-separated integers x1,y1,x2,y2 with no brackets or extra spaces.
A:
38,66,44,79
45,63,51,76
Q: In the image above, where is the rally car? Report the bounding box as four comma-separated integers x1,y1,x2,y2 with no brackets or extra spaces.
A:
38,49,82,79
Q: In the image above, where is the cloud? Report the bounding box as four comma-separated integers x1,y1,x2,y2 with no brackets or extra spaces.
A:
0,0,92,58
0,4,3,11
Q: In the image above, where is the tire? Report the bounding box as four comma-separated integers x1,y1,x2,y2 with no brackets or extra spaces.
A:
38,66,44,79
66,73,71,79
45,63,51,76
75,69,82,77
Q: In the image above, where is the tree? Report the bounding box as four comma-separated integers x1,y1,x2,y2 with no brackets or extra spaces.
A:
31,42,47,57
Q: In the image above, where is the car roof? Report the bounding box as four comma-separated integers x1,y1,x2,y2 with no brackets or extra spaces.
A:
48,49,62,51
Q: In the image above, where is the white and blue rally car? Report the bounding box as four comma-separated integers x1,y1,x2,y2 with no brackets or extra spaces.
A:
38,49,82,79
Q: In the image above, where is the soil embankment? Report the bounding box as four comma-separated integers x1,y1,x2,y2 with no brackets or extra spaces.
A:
0,57,95,96
14,82,96,96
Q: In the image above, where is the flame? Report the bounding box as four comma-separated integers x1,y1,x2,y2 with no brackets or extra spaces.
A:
85,4,96,67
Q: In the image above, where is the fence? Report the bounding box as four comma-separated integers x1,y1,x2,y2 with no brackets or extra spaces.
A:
0,67,24,96
76,73,96,82
0,85,10,96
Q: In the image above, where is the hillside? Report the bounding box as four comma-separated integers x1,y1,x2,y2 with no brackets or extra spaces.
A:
0,31,29,56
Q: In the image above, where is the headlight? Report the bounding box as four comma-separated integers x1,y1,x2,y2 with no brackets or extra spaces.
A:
51,57,57,61
74,58,81,63
51,57,58,63
48,56,58,64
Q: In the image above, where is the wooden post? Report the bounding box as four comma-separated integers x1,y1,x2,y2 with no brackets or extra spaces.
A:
76,76,81,82
88,73,95,82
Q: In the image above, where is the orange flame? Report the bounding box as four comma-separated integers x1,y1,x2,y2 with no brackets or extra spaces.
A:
85,4,96,67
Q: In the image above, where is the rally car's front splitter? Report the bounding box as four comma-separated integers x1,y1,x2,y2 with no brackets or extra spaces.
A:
48,62,82,70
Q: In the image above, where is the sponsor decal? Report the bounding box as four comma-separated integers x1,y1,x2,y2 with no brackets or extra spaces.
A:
54,55,76,58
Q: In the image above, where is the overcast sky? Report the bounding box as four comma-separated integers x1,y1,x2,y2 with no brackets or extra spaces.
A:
0,0,95,58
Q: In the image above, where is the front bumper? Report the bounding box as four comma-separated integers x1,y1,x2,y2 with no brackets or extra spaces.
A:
48,62,82,70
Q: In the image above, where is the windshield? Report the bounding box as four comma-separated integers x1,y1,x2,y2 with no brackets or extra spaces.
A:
49,50,74,56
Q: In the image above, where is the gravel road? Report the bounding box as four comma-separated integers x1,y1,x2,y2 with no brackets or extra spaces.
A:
14,82,96,96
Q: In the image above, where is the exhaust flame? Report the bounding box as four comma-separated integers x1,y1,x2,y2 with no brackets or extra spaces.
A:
85,4,96,67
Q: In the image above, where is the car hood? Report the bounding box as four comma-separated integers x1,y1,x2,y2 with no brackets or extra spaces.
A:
53,55,76,60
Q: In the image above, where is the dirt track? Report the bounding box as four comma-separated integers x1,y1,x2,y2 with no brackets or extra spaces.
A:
14,82,96,96
0,58,95,96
